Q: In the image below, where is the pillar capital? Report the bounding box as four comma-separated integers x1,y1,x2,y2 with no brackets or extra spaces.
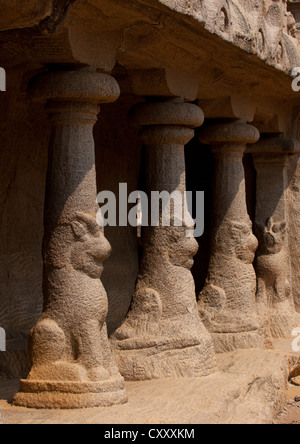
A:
28,70,120,126
249,135,300,166
28,69,120,104
129,99,204,146
199,120,260,154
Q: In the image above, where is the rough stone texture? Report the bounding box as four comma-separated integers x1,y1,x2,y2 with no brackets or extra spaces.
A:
0,406,4,424
0,0,299,77
13,70,127,409
198,121,264,353
111,99,216,380
137,0,300,72
275,400,300,423
0,0,300,421
0,349,289,424
250,136,300,339
0,0,53,31
0,64,141,379
288,0,300,38
0,64,49,380
288,153,300,312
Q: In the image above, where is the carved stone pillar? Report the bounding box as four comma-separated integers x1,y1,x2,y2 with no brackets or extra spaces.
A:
198,120,264,353
111,98,216,380
14,69,128,409
250,135,300,339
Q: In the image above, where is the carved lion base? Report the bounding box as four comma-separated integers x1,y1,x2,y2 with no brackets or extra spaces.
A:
199,281,265,353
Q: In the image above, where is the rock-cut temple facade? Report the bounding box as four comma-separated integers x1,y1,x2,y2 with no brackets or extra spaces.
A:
0,0,300,419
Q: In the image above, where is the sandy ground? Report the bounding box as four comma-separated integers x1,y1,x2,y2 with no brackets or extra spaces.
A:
0,349,295,425
274,385,300,424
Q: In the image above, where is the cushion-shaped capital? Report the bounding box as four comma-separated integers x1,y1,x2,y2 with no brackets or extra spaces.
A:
199,121,259,146
28,71,120,104
249,136,300,156
129,101,204,129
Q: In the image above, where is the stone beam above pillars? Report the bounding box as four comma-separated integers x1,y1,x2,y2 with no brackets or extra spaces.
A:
14,68,128,409
111,78,216,379
12,9,123,72
198,120,264,353
129,68,200,101
248,135,300,340
199,95,257,122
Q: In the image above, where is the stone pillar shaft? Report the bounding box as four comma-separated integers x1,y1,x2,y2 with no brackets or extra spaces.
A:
111,98,216,380
45,101,99,226
146,143,186,194
213,149,248,224
14,69,128,409
255,156,289,225
198,120,264,353
251,136,300,339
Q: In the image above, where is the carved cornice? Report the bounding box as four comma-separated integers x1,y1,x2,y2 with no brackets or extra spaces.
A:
1,0,300,74
1,0,300,135
144,0,300,72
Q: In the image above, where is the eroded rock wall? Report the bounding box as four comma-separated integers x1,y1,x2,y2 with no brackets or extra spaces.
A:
0,65,48,379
